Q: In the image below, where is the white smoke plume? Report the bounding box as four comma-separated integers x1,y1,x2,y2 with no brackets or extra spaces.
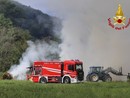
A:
14,0,130,80
8,40,60,80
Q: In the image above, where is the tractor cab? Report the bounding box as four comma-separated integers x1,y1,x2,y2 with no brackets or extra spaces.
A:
89,66,103,73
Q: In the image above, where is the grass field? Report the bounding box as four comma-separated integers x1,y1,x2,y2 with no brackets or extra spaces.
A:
0,80,130,98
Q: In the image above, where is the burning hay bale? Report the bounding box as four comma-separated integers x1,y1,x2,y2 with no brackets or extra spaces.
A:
2,72,13,80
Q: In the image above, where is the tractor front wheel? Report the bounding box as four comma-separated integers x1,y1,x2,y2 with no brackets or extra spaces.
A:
103,75,112,82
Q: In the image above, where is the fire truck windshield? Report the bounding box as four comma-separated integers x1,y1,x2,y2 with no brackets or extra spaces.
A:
76,64,83,70
34,67,42,75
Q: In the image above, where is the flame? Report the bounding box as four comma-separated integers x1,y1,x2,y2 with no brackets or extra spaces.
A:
116,4,124,16
113,4,126,25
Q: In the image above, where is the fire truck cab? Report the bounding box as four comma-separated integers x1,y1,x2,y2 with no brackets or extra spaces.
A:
27,60,84,83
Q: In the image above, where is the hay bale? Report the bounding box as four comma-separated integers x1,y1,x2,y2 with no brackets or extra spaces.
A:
2,72,13,80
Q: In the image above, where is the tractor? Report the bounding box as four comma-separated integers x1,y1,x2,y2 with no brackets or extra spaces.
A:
86,66,123,82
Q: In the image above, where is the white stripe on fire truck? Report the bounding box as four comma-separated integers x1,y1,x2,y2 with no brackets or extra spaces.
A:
42,67,71,73
47,70,61,73
42,67,61,73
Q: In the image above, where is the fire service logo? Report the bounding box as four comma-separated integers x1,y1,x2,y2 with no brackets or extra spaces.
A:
108,4,130,30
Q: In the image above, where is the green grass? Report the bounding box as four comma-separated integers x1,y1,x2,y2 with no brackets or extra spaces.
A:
0,80,130,98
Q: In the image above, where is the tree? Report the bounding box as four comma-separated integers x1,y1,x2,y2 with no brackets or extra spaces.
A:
0,14,31,71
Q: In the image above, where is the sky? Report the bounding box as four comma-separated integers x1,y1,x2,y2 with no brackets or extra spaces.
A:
14,0,130,80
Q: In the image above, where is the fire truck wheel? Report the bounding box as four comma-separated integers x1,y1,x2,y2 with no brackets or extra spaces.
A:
63,77,71,84
39,77,47,83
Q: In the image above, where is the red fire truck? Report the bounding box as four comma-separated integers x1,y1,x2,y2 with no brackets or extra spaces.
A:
27,60,84,83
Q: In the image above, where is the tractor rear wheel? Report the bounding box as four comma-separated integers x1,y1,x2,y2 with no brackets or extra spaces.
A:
90,73,99,82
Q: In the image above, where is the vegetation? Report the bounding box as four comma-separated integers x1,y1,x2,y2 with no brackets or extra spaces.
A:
0,13,30,71
0,0,61,40
0,0,61,72
0,81,129,98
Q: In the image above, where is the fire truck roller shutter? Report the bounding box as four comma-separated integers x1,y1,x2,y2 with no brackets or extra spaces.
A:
39,77,47,83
